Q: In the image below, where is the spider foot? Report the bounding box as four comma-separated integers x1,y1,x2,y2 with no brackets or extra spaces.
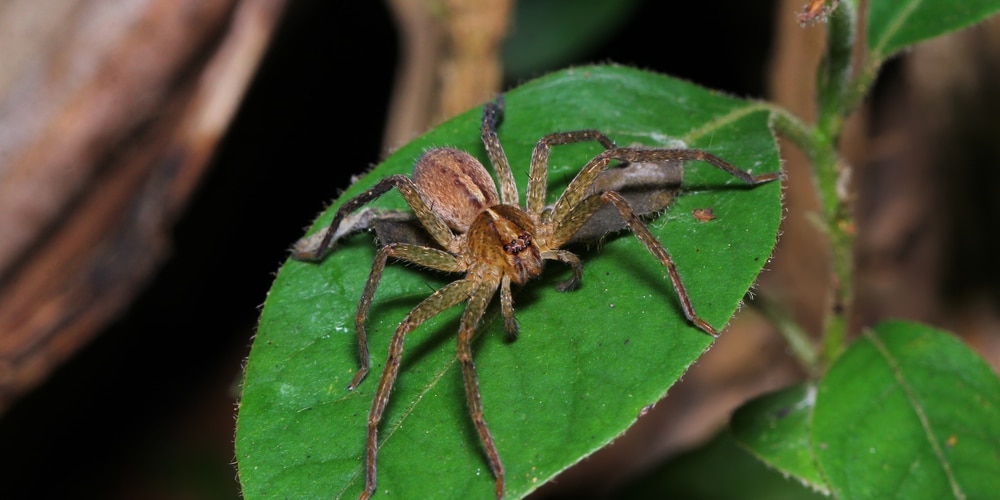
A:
751,171,783,184
503,318,519,341
347,369,369,391
692,317,718,338
555,276,580,292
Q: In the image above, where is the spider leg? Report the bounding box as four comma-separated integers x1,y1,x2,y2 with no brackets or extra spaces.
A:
550,147,780,237
361,278,476,500
292,175,456,262
549,150,618,228
608,147,781,185
497,249,582,340
549,193,606,248
482,97,519,206
601,190,718,337
349,243,465,391
499,275,518,339
457,280,506,500
541,249,584,292
527,130,616,218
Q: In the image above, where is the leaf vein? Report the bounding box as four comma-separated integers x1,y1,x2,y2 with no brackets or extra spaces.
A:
864,329,965,499
872,0,924,58
682,103,768,143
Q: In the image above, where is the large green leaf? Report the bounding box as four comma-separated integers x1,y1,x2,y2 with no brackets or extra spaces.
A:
236,65,782,499
812,321,1000,499
867,0,1000,62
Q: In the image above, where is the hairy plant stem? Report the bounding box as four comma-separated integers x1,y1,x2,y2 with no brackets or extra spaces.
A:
816,0,856,139
766,0,863,372
767,105,850,373
814,0,859,367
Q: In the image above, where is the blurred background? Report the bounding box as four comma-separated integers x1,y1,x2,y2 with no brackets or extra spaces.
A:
0,0,997,498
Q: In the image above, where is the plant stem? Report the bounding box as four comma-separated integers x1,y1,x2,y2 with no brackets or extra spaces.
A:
813,0,859,365
766,0,861,371
815,0,856,142
768,107,815,157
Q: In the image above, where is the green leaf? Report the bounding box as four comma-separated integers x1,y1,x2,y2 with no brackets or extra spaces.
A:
615,431,827,499
812,321,1000,499
867,0,1000,62
236,65,782,499
731,384,830,495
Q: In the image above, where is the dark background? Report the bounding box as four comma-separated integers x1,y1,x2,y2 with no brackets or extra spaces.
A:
0,0,784,497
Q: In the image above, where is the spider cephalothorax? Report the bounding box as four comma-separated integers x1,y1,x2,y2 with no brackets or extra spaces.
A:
293,96,780,499
467,204,543,285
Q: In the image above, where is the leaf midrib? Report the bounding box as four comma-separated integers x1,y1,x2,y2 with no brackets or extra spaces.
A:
864,329,965,499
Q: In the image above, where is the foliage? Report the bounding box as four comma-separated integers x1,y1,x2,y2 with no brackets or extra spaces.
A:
236,0,1000,498
733,322,1000,498
733,1,1000,499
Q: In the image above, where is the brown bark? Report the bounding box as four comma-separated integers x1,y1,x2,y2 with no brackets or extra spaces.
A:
0,0,289,413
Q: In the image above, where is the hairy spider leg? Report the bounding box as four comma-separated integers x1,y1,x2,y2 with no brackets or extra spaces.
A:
527,130,616,218
544,186,717,335
349,243,464,390
602,190,717,336
498,275,518,337
549,193,606,246
360,278,478,500
457,279,507,500
481,97,518,206
495,248,581,341
550,147,779,238
297,175,458,262
540,147,779,336
540,249,584,292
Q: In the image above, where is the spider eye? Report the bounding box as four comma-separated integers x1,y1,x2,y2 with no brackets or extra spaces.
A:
503,233,532,254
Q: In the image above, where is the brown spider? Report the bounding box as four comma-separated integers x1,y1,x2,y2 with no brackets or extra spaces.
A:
293,96,779,499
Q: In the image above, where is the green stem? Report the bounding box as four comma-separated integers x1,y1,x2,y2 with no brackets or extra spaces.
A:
822,200,854,366
821,294,848,367
843,58,881,118
815,0,856,142
814,1,859,366
764,0,861,371
768,107,816,157
768,105,850,373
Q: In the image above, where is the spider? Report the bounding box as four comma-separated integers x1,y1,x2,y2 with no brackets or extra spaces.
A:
293,96,780,499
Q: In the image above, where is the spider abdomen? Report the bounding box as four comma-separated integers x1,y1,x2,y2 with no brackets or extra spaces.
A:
413,148,499,232
468,205,543,285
